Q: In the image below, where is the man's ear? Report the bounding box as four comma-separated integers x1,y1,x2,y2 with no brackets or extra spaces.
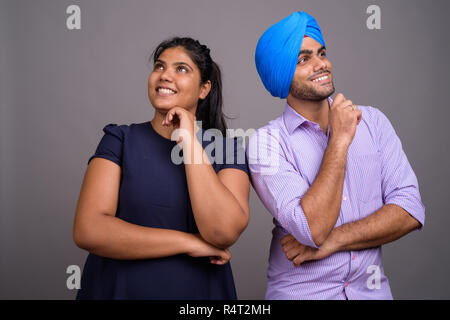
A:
199,80,211,100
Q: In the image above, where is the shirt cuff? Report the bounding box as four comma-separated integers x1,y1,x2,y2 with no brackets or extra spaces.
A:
385,196,425,230
285,205,320,249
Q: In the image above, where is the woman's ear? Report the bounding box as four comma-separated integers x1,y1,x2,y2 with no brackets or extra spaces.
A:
199,80,211,100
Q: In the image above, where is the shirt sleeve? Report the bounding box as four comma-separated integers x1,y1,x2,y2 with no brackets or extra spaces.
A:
217,136,250,176
247,128,319,248
88,124,124,167
374,108,425,228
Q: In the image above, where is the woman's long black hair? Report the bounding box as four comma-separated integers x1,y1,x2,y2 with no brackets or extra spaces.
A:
152,37,227,135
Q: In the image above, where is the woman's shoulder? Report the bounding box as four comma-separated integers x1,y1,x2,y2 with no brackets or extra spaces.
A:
89,122,150,166
100,121,150,139
201,132,248,173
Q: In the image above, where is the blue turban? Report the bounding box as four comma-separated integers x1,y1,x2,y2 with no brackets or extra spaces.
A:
255,12,325,99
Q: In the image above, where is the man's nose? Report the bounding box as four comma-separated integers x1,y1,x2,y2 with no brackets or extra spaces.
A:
312,56,327,72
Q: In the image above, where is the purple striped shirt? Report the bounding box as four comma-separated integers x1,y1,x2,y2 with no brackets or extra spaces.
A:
247,99,425,300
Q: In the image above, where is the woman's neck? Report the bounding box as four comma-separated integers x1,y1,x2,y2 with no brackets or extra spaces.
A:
150,111,174,140
150,107,198,140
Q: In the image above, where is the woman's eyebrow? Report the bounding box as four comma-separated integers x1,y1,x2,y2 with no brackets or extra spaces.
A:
154,59,193,71
173,62,193,71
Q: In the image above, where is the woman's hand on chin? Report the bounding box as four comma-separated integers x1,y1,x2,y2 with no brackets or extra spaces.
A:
162,106,199,148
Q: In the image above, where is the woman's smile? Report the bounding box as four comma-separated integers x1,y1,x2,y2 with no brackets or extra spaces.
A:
156,86,177,96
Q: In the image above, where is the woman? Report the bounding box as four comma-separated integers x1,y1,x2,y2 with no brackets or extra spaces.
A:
73,37,250,299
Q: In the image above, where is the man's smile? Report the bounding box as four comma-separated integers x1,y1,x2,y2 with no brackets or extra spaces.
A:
310,72,331,84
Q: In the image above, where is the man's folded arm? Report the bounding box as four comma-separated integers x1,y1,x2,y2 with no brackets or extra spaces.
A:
281,109,425,262
319,109,424,253
248,129,349,247
317,108,425,254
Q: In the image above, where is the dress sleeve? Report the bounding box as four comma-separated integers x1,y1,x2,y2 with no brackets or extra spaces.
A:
88,124,124,167
217,136,249,176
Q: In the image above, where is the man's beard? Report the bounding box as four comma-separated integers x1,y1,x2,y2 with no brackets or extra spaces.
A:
289,78,335,101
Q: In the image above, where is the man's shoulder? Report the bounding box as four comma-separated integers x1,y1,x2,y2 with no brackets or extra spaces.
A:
358,105,386,125
359,105,396,129
358,104,378,114
250,115,287,141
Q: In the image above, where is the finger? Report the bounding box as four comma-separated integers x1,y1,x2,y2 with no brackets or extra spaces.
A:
332,93,346,107
293,255,305,267
171,107,184,119
217,249,231,261
281,241,297,253
216,255,230,265
211,256,224,264
209,257,225,265
280,234,295,246
350,104,359,112
346,104,356,112
209,253,227,265
340,100,353,110
285,243,305,259
286,248,302,261
164,110,174,125
356,110,362,124
281,244,291,255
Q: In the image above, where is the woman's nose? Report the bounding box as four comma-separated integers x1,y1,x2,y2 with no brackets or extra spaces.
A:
159,69,173,82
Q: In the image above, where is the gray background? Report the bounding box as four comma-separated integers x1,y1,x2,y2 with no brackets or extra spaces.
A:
1,0,449,299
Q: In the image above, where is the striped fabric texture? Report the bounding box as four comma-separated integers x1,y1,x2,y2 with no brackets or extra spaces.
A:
247,98,425,300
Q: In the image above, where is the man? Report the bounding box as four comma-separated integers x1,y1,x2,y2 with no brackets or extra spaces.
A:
247,11,425,299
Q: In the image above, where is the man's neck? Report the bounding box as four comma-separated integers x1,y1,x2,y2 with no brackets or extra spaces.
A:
286,95,330,134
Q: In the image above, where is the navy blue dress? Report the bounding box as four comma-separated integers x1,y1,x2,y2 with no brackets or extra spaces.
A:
76,121,248,300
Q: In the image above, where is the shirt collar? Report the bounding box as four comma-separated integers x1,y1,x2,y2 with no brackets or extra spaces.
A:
283,97,333,135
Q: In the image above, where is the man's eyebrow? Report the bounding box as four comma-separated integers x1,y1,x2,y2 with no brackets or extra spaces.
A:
298,49,313,56
298,46,326,57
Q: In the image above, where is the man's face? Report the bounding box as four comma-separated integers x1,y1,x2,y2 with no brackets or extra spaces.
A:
288,37,335,101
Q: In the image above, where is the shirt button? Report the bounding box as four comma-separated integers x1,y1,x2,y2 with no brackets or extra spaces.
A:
345,282,349,287
342,195,347,201
352,255,356,260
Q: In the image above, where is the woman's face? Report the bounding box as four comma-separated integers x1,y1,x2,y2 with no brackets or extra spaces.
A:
148,46,211,114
